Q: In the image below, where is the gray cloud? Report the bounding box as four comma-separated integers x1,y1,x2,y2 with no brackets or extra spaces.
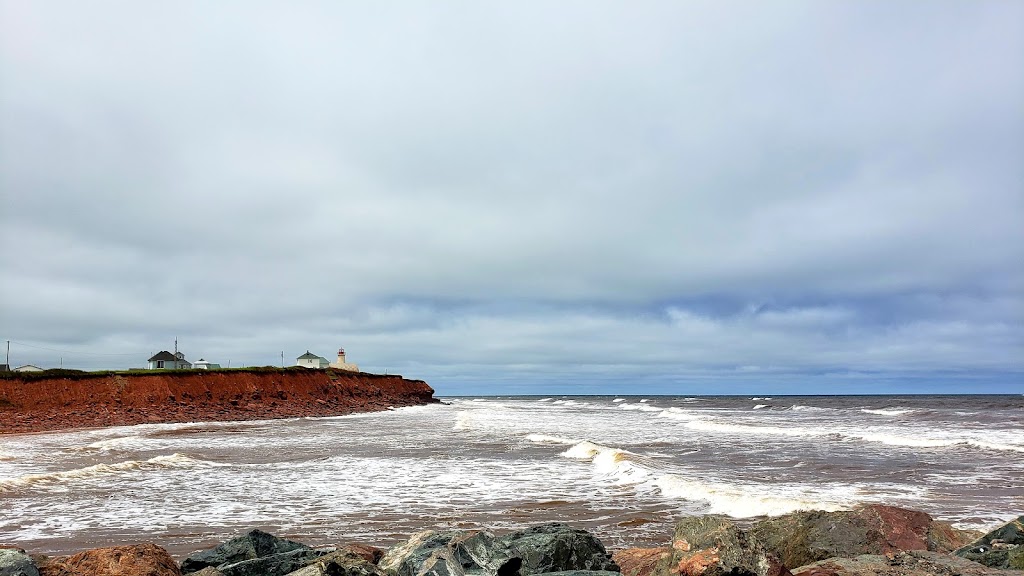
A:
2,1,1021,393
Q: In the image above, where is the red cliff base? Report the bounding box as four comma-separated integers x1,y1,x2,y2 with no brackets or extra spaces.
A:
0,368,437,434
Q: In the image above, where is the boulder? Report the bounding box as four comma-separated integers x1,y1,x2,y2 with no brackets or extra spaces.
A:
37,543,180,576
189,570,224,576
378,524,617,576
790,550,1024,576
285,549,387,576
379,530,484,576
612,548,670,576
0,548,40,576
180,529,312,574
750,504,973,569
955,515,1024,570
217,548,323,576
498,523,618,575
656,516,789,576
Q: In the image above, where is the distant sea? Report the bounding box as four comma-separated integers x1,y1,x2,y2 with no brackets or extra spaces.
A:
1,394,1021,557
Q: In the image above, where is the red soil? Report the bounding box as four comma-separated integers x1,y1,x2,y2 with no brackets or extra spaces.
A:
0,369,436,434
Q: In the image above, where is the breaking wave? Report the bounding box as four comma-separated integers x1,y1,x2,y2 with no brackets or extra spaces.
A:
861,408,915,416
555,439,846,517
678,419,1024,453
0,454,219,493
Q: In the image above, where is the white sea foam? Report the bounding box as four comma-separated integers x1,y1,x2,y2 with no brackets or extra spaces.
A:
753,404,769,410
0,454,216,493
679,418,1024,453
75,435,145,452
613,398,625,403
537,398,553,402
526,434,580,445
752,397,773,400
619,403,661,412
657,408,705,421
791,405,831,412
652,475,846,517
640,399,649,403
860,408,914,416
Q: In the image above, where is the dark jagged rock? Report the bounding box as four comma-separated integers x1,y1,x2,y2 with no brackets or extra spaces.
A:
532,569,618,573
285,549,387,576
38,543,181,576
956,515,1024,570
217,548,323,576
378,530,475,576
378,524,617,576
180,529,312,574
655,515,789,576
498,524,618,575
0,548,40,576
750,504,975,569
790,550,1023,575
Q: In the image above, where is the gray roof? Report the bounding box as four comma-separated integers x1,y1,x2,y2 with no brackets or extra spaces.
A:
297,351,320,360
148,351,178,362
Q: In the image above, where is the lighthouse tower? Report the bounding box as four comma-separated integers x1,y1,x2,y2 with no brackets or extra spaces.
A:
329,347,359,372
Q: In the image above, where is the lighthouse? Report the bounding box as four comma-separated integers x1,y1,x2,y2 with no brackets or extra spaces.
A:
329,347,359,372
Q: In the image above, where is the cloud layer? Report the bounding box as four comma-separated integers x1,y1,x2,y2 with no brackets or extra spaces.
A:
2,1,1022,394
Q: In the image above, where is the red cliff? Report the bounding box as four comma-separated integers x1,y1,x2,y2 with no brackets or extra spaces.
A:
0,368,437,434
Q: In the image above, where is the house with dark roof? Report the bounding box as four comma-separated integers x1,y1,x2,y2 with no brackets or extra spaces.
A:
0,364,9,372
296,351,329,369
148,351,192,370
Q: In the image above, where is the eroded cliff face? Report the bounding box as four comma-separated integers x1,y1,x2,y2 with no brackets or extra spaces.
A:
0,369,436,434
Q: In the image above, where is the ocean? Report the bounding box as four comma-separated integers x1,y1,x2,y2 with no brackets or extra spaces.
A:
1,394,1022,558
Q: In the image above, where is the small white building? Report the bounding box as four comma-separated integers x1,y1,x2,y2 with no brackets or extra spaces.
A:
193,359,221,370
296,351,330,369
13,364,44,372
329,348,359,372
148,351,192,370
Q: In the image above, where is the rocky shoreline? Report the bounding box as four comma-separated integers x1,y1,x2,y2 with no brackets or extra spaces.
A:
0,368,437,434
1,506,1021,576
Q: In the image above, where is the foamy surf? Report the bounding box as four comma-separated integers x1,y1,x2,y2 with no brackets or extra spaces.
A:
526,434,580,445
861,408,915,416
680,419,1024,453
651,475,846,517
0,454,218,493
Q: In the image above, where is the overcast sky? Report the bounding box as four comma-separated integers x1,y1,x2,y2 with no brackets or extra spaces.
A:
1,1,1021,395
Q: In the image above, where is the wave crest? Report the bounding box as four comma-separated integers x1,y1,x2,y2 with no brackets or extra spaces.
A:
0,454,217,493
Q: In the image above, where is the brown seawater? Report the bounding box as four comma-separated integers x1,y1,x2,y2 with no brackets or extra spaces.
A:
1,394,1021,558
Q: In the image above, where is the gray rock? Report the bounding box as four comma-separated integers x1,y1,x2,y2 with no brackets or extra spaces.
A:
218,548,323,576
0,548,39,576
285,549,387,576
657,515,789,576
497,524,618,576
180,529,313,574
791,550,1024,575
956,515,1024,570
378,524,617,576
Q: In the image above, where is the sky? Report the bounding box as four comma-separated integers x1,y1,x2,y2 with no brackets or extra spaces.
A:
1,1,1022,396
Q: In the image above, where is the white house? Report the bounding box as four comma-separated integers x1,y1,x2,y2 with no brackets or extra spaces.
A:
148,351,192,370
329,348,359,372
193,359,221,370
13,364,44,372
296,351,330,369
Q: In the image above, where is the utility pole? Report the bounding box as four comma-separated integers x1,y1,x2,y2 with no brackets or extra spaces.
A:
5,340,8,370
280,351,284,368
